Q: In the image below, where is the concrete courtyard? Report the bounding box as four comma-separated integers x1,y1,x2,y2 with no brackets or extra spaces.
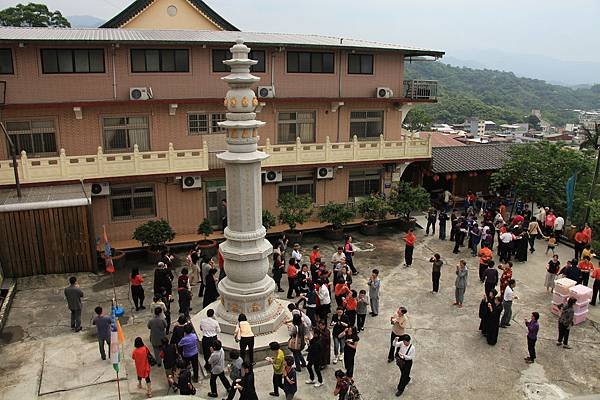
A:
1,215,599,400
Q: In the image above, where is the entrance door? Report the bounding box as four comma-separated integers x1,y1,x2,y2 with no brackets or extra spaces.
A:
205,180,227,229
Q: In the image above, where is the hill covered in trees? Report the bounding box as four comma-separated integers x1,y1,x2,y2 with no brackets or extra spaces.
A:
404,61,600,126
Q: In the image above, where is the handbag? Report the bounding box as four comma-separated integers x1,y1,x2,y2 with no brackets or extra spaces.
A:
146,346,157,366
394,344,412,369
288,334,302,351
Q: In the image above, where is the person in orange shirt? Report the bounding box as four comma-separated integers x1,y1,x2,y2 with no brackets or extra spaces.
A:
574,227,587,260
478,246,493,282
403,229,416,268
583,223,593,244
130,267,146,311
578,256,594,286
309,245,321,266
590,262,600,306
286,258,299,299
334,280,351,308
343,290,358,326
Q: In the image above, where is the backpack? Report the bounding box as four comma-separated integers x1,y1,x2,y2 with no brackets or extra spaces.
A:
344,381,361,400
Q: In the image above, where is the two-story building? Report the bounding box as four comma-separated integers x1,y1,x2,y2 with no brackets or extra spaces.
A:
0,0,443,276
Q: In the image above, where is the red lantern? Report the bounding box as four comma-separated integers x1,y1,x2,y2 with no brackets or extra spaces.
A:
452,173,458,180
445,174,451,180
433,175,440,182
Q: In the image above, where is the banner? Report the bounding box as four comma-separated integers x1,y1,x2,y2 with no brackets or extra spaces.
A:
566,172,577,220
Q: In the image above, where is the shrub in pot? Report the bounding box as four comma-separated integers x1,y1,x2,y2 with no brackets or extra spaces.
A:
357,194,389,235
197,218,218,258
132,219,176,263
262,209,277,232
388,181,431,231
318,202,355,240
277,193,313,243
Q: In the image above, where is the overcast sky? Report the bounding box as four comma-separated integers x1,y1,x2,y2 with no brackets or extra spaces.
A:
1,0,599,63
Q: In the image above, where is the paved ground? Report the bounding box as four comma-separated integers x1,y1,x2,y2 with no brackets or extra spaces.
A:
1,215,599,400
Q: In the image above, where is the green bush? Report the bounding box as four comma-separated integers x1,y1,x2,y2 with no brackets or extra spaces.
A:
277,193,313,231
357,194,389,223
388,182,430,220
197,218,214,239
132,219,175,251
262,209,277,231
318,202,355,229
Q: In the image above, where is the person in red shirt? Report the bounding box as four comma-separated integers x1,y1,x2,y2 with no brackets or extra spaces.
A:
334,280,351,308
590,262,600,306
574,227,587,260
583,223,593,244
343,290,358,326
309,245,321,266
132,337,152,397
478,246,493,282
286,259,299,299
544,211,556,236
511,214,524,227
578,256,594,286
403,229,416,268
130,268,145,311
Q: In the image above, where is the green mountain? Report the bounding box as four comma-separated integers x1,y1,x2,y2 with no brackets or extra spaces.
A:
404,61,600,126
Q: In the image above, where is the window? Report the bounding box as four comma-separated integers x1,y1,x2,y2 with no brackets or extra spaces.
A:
349,169,381,198
287,51,334,73
0,49,14,74
277,111,316,144
130,49,189,73
348,54,373,74
5,120,57,156
278,173,315,201
350,110,384,140
110,185,156,220
41,49,105,73
212,49,265,73
188,113,227,135
102,116,150,151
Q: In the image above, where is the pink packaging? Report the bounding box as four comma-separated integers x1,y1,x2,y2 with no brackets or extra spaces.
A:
555,278,577,295
551,304,560,316
569,285,593,302
573,309,588,325
574,299,590,313
552,292,568,305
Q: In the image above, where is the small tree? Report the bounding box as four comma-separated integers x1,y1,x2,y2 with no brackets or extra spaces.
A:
197,218,214,240
318,202,355,230
277,193,313,231
357,194,389,224
388,181,430,220
404,107,432,132
262,209,277,231
132,219,175,251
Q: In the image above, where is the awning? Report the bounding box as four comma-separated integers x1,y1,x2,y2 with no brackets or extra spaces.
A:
0,184,91,212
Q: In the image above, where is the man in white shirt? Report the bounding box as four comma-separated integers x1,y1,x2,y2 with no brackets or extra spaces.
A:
317,282,331,323
500,279,518,328
291,243,302,265
554,215,565,237
200,309,221,367
499,231,513,263
393,334,415,396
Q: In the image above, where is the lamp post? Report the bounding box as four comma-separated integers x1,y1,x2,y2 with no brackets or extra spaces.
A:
0,122,21,198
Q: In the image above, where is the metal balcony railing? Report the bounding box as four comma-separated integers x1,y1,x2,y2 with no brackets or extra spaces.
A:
403,80,438,100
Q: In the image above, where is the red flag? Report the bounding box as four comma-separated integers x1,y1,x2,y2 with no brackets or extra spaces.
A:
103,225,115,273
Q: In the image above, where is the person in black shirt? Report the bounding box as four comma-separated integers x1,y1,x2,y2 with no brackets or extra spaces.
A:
438,210,449,240
330,307,349,364
545,255,561,293
483,261,499,297
425,207,437,236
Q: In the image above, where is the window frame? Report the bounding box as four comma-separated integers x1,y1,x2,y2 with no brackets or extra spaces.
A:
212,49,266,73
40,48,105,74
348,169,382,198
187,112,227,135
0,48,14,74
109,184,156,221
4,119,58,157
277,172,316,201
347,53,374,75
101,115,151,152
286,51,335,74
130,48,190,73
349,110,385,141
276,110,317,144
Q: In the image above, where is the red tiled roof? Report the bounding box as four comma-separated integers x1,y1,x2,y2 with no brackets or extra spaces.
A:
419,132,466,147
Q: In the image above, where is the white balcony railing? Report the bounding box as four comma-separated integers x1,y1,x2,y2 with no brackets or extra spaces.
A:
403,80,438,100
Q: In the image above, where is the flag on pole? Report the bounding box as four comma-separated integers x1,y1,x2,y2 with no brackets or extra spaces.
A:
103,225,115,273
110,329,120,373
116,319,125,345
566,172,577,220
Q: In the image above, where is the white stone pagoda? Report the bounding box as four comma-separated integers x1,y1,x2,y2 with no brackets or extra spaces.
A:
191,39,289,349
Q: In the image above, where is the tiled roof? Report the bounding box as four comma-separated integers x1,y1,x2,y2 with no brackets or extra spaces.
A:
0,27,445,56
419,132,466,147
100,0,239,31
431,143,515,173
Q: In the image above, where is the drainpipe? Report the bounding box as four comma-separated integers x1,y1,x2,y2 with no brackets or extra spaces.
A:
111,44,118,99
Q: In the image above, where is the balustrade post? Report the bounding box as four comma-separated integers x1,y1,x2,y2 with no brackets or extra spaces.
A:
168,143,175,172
96,146,104,176
403,134,409,155
379,134,385,158
19,150,29,180
352,135,359,160
295,137,302,164
325,136,331,161
202,141,209,170
264,138,271,154
59,148,67,178
133,144,140,172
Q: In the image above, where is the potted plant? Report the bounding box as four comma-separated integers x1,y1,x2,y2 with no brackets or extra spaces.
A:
262,209,277,232
197,218,218,258
388,181,431,231
357,194,389,235
277,193,313,244
318,202,355,240
132,219,176,263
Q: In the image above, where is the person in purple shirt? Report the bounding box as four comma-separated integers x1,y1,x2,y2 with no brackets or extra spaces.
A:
524,312,540,364
179,324,200,382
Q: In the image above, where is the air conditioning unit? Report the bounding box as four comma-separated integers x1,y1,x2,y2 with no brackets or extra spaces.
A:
91,182,110,196
376,87,393,99
317,167,334,179
257,86,275,98
129,87,153,101
263,170,282,183
182,176,202,190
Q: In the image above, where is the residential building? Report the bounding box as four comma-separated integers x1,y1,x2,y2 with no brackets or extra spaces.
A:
0,1,443,276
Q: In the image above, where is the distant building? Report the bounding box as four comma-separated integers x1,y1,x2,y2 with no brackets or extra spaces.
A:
579,110,600,130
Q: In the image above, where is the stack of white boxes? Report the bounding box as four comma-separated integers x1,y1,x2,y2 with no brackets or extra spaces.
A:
569,284,592,325
552,277,577,315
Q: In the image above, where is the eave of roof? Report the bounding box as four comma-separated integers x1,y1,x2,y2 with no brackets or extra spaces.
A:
100,0,239,31
431,143,516,173
0,27,445,57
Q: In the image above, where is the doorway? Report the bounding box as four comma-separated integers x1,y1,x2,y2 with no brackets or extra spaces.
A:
205,179,227,229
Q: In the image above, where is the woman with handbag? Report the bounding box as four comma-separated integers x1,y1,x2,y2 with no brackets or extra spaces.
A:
132,336,153,398
234,313,255,365
288,314,307,372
